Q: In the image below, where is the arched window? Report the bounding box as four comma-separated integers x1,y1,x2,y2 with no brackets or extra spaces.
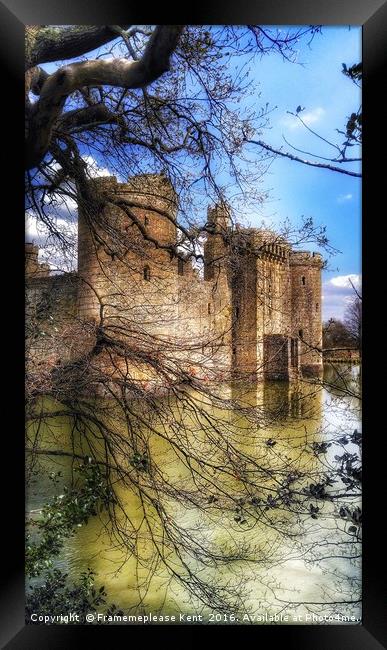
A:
143,265,150,281
301,276,306,285
208,303,212,315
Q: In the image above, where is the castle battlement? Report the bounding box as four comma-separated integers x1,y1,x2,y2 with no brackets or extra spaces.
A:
25,242,51,278
121,174,178,217
289,251,324,267
26,173,324,385
206,203,231,232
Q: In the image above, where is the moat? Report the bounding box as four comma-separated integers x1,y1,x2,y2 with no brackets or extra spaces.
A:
26,364,361,624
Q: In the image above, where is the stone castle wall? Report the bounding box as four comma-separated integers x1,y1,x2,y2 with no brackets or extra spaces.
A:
25,273,81,367
26,174,323,385
290,251,323,376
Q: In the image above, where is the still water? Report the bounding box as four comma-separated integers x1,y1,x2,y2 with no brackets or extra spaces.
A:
26,364,361,624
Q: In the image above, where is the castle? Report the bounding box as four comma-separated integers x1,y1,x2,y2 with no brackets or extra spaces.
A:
26,173,323,389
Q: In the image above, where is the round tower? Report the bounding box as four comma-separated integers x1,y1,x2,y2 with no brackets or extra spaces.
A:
204,202,231,280
25,242,50,278
207,202,230,232
120,173,177,246
25,242,39,276
77,173,178,323
290,251,323,376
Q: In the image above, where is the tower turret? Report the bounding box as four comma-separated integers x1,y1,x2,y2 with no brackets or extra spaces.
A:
25,242,50,278
122,173,177,246
77,173,178,323
290,251,323,376
203,202,231,280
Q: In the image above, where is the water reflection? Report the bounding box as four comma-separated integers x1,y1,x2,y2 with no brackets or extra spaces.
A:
27,366,361,623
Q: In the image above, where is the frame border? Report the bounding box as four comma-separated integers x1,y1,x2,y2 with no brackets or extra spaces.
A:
2,0,386,646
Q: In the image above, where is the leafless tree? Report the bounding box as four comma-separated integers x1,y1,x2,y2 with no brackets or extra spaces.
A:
245,63,362,178
344,295,362,349
25,25,361,623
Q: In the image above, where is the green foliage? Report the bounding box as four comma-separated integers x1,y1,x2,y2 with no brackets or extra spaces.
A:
342,111,362,146
339,62,362,146
322,318,355,349
342,62,362,83
334,451,362,491
311,441,332,455
27,568,102,621
26,461,123,621
26,460,115,578
26,567,125,623
129,451,149,472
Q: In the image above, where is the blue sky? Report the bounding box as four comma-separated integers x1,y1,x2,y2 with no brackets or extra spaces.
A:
28,26,361,321
241,26,362,320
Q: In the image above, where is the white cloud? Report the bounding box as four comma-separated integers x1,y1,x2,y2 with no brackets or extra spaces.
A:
44,193,77,211
81,154,124,181
322,274,361,320
41,192,78,220
26,213,77,240
25,212,77,272
280,107,325,130
82,154,112,178
330,274,361,289
25,153,120,272
337,193,353,204
25,212,41,240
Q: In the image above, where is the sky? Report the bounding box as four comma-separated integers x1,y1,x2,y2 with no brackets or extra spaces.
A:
27,26,362,321
241,26,362,320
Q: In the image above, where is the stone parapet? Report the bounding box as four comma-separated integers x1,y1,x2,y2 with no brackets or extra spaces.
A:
289,251,323,267
25,242,51,278
26,176,323,388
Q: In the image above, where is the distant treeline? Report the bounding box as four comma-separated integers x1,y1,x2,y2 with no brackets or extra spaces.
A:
322,318,360,350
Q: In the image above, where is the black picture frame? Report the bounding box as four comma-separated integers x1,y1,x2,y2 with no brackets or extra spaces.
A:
2,0,386,647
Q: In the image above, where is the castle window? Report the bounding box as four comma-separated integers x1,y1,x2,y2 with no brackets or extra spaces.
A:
178,258,184,276
208,303,212,315
291,338,298,368
143,265,150,281
301,276,306,285
299,329,303,339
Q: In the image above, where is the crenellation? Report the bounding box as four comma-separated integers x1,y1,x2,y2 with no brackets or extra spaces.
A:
25,242,51,278
26,173,323,386
290,250,324,267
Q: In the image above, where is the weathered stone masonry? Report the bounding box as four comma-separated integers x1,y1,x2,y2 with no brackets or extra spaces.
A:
26,174,323,383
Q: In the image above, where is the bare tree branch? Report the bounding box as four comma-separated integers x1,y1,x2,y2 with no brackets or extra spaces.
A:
25,25,131,70
245,138,361,178
25,25,184,169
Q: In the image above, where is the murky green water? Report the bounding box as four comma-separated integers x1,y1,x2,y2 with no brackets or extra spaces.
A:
26,365,361,624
